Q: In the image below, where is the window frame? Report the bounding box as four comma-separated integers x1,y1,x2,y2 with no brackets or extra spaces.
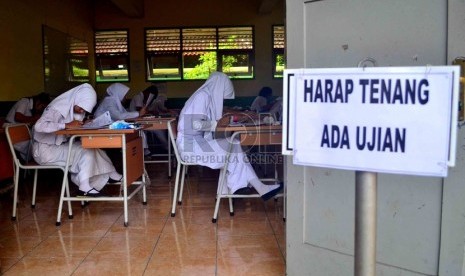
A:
272,25,285,79
67,36,90,82
145,25,255,81
94,29,130,83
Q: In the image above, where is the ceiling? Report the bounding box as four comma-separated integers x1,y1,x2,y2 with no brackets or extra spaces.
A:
108,0,281,18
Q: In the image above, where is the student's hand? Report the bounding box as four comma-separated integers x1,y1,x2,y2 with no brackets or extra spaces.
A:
65,120,83,129
139,106,148,117
217,116,230,127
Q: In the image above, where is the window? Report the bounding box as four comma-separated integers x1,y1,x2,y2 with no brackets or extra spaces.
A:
145,26,254,81
95,30,129,82
67,37,89,82
272,25,285,78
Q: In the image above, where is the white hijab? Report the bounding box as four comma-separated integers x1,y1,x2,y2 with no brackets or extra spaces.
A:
105,83,130,113
106,83,130,102
185,72,234,121
48,83,97,122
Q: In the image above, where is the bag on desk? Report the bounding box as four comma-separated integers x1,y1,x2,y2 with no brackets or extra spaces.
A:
109,120,137,129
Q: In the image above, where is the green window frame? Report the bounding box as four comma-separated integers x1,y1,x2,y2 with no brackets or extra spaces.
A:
145,26,254,81
67,36,89,82
272,25,285,79
95,29,130,82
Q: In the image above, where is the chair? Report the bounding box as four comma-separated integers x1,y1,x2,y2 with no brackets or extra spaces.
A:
167,119,199,217
211,129,284,223
5,124,70,221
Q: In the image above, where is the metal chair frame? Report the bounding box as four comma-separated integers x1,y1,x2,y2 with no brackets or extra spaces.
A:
5,123,70,221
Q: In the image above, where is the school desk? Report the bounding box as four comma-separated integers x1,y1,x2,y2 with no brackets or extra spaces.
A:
55,127,147,227
129,116,177,177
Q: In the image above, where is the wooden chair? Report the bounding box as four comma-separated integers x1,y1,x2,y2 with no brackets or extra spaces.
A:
5,124,71,221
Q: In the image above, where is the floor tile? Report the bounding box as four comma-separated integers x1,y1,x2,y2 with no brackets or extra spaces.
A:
2,256,83,276
218,235,282,259
217,257,285,276
218,218,274,236
162,219,217,240
0,257,20,274
0,162,286,275
0,236,43,258
26,235,102,258
152,235,217,259
73,254,149,276
145,256,216,276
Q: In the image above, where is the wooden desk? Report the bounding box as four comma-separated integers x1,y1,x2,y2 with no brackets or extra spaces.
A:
130,117,176,177
212,123,284,222
216,124,282,146
55,127,147,227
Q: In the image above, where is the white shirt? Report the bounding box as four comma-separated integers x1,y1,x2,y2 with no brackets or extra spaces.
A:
250,96,267,112
6,98,33,123
94,83,139,120
128,92,157,112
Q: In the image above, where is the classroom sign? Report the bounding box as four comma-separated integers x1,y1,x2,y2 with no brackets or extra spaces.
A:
290,66,459,177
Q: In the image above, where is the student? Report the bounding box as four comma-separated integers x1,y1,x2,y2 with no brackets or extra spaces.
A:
94,83,152,155
152,93,169,115
128,85,159,114
177,72,282,199
32,83,122,197
142,92,172,152
269,96,283,121
5,92,50,125
4,92,51,160
250,86,274,113
94,83,148,120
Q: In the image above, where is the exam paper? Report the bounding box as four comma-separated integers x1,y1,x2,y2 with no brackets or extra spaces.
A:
145,94,156,107
82,111,113,129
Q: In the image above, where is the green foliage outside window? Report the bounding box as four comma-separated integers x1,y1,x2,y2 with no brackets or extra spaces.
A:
184,52,217,79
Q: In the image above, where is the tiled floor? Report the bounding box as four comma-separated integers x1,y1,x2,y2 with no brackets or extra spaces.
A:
0,161,286,275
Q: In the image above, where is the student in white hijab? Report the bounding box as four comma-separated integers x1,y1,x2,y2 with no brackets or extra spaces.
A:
33,83,122,197
129,86,170,151
94,83,152,155
128,85,159,114
94,83,147,120
177,72,282,200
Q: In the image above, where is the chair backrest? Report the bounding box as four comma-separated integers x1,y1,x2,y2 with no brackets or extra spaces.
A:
5,124,32,166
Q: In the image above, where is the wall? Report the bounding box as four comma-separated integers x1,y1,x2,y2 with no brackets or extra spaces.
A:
93,0,285,100
285,0,465,275
0,0,94,101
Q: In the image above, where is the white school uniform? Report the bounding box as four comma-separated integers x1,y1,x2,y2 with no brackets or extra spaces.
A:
95,83,149,150
176,72,259,194
94,83,139,120
5,98,33,124
4,98,34,160
33,83,117,191
250,95,267,112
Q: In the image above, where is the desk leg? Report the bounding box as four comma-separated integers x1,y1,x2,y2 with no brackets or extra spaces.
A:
168,130,172,178
122,135,129,227
142,170,147,205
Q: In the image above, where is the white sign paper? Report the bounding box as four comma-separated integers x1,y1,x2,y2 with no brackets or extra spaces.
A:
291,66,459,177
